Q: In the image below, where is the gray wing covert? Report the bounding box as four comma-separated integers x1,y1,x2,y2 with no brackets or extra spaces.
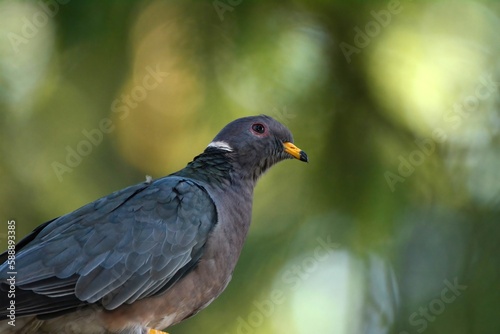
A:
0,176,216,318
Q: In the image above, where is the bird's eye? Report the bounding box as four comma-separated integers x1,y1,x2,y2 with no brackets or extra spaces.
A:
252,123,266,134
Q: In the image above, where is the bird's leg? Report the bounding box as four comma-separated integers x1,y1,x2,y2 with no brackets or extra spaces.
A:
118,327,168,334
148,329,169,334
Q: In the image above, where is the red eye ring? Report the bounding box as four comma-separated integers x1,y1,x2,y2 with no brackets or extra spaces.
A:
252,123,265,134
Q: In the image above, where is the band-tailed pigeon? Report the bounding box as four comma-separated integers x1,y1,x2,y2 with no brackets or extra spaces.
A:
0,115,307,334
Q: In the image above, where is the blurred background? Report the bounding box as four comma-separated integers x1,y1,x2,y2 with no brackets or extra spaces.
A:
1,0,499,333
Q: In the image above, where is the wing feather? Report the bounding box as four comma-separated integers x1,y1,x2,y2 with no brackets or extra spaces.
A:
0,177,217,318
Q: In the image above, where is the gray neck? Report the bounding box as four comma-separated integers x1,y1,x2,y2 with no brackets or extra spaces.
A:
173,148,259,190
173,148,257,253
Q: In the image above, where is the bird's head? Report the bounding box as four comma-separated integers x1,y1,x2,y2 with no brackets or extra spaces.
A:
205,115,308,181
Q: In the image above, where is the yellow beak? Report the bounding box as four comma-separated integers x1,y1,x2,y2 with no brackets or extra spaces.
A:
283,142,308,162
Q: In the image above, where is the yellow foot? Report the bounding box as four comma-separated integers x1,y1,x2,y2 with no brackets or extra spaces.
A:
148,329,168,334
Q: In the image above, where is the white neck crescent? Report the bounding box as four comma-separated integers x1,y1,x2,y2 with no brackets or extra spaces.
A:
207,141,233,152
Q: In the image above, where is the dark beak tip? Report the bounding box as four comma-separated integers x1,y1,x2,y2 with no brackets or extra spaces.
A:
299,151,309,163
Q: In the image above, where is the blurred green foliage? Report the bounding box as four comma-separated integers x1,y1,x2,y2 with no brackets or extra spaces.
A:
1,0,499,333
